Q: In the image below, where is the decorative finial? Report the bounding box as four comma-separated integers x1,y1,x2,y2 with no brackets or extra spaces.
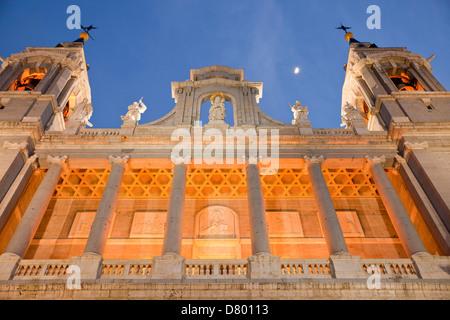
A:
75,24,98,43
336,24,353,42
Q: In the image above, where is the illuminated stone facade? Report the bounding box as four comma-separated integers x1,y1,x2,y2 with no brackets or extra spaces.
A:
0,40,449,300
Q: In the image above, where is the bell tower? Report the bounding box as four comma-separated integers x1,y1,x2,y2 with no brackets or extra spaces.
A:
0,41,91,132
341,32,450,243
341,34,448,132
0,40,92,224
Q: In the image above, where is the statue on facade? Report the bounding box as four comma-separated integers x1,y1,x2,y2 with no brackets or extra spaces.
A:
290,101,309,125
340,102,361,128
121,97,147,123
208,92,226,123
72,98,93,127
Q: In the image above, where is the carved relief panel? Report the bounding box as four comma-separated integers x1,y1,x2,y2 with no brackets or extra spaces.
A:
266,211,304,238
195,206,239,239
69,211,96,238
193,205,241,259
130,211,167,238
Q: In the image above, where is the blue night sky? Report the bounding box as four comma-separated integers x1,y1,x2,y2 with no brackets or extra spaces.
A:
1,0,449,129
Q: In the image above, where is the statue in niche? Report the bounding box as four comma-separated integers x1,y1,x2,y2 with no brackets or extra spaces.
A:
121,97,147,123
208,92,226,123
289,100,309,125
340,102,361,128
72,98,93,127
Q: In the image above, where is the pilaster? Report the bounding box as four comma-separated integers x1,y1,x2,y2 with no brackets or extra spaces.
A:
0,155,67,258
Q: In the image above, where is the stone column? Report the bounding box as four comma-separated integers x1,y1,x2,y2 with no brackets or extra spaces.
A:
83,156,128,256
246,163,271,256
245,161,281,279
304,156,366,279
305,156,349,256
366,155,428,256
161,163,187,256
153,163,187,280
1,155,67,258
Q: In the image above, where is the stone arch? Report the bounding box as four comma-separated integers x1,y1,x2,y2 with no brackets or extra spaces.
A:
192,205,242,259
195,89,240,127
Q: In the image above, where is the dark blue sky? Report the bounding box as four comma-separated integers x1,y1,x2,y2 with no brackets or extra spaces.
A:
1,0,449,129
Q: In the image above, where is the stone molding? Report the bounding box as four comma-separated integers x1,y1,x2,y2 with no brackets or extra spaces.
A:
403,141,429,160
2,141,29,159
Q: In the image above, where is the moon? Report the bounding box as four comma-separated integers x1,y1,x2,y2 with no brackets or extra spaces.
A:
294,67,300,74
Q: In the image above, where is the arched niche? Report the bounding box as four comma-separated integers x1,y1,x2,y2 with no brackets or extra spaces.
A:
192,205,242,259
8,67,47,91
194,90,240,127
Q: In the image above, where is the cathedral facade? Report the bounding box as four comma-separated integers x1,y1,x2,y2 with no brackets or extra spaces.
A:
0,36,449,299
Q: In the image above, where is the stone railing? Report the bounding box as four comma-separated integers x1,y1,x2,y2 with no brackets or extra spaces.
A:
6,257,444,282
78,128,121,136
313,129,353,136
185,259,248,279
280,259,332,278
13,259,73,280
361,259,418,279
100,259,154,279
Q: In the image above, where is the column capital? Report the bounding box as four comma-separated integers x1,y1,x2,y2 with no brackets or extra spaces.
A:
242,155,261,165
108,155,129,168
47,155,69,171
365,155,386,171
392,155,407,175
394,155,407,169
171,155,191,166
169,160,191,173
303,155,324,172
26,154,39,170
